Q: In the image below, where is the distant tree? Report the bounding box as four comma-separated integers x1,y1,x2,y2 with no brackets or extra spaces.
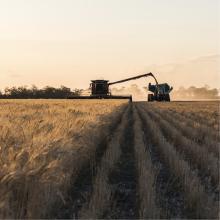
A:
30,85,38,98
0,85,82,99
72,88,82,96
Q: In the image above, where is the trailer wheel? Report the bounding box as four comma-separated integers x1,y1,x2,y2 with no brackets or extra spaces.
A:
148,94,154,102
165,94,170,101
157,94,164,101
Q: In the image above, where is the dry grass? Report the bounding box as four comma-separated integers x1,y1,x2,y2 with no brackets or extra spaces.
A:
0,99,128,218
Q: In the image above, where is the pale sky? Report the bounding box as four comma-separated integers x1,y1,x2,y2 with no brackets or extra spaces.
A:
0,0,219,90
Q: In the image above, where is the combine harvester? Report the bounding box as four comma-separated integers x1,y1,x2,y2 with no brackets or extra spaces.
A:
68,72,173,102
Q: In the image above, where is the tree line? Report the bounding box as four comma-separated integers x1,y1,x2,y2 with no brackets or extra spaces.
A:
0,85,82,99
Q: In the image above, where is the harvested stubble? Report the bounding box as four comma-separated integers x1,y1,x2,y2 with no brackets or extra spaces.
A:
133,106,160,218
155,108,220,155
0,99,128,219
154,101,219,131
144,105,219,186
136,103,219,219
0,100,219,219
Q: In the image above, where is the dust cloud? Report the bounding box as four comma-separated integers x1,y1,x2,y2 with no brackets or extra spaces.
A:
172,86,220,100
111,84,220,101
111,84,147,101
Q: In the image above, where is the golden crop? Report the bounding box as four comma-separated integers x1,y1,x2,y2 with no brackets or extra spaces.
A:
0,100,219,219
0,100,127,218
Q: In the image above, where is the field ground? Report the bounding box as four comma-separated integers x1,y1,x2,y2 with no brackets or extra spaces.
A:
0,100,219,219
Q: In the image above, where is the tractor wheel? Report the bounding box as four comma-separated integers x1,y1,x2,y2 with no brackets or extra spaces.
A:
157,94,170,102
148,94,154,102
165,94,170,101
158,94,164,101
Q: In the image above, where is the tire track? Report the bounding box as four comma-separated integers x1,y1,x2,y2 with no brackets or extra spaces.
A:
104,105,138,219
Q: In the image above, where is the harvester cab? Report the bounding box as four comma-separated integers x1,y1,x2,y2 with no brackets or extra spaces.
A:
90,80,110,97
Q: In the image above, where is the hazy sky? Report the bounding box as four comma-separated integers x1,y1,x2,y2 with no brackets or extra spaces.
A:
0,0,219,90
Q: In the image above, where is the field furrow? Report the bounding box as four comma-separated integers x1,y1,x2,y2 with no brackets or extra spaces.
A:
154,108,220,156
136,104,186,218
136,103,219,219
142,104,219,189
154,102,219,131
179,111,219,131
167,109,219,139
133,106,161,218
104,106,137,219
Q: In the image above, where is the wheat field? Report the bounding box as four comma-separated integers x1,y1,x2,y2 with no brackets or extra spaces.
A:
0,100,219,219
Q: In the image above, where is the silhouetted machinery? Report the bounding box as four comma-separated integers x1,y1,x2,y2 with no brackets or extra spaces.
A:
148,83,173,101
68,72,173,101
